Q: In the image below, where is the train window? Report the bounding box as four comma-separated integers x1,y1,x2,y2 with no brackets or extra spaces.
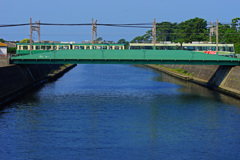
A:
144,46,153,50
211,47,216,51
219,47,224,51
188,46,195,50
22,46,28,50
162,46,168,50
74,46,79,49
86,46,90,49
59,46,63,50
35,46,40,50
196,47,202,51
41,46,45,50
103,46,107,49
53,46,57,50
109,46,112,50
229,47,233,52
64,46,69,49
46,46,51,50
80,46,84,49
115,46,119,50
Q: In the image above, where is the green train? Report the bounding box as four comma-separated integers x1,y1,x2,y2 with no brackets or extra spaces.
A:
16,42,235,56
129,42,235,55
16,43,125,55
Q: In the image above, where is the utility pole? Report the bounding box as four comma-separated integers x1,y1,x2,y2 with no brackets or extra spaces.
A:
30,18,41,54
209,21,213,43
94,20,97,42
152,18,156,50
30,18,32,54
92,18,94,48
216,19,219,55
38,20,40,42
91,18,97,49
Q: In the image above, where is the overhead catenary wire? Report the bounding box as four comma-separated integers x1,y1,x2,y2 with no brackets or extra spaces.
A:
1,22,238,28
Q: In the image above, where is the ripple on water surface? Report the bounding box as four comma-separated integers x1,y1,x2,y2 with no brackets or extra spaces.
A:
1,64,240,160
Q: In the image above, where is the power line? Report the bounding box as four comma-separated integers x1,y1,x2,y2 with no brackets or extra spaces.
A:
0,22,238,29
0,23,29,27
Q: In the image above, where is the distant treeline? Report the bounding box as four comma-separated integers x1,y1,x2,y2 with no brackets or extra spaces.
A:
129,17,240,53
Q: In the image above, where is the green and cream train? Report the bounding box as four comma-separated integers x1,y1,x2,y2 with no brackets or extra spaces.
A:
16,43,125,55
16,42,235,55
129,42,235,54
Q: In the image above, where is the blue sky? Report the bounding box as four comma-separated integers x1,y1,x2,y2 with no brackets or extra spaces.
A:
1,0,239,42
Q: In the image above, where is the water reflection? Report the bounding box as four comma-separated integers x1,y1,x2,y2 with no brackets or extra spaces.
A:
150,66,240,107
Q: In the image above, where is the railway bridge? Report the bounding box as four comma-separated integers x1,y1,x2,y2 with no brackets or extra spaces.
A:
10,50,240,66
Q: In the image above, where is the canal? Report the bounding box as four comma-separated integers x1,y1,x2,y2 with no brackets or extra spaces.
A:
1,64,240,160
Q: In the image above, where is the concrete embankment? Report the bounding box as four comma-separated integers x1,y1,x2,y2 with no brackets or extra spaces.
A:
146,64,240,98
0,64,76,107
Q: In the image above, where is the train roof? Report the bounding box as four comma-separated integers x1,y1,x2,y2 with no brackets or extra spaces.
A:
17,43,124,46
72,43,124,46
17,43,71,45
129,43,234,47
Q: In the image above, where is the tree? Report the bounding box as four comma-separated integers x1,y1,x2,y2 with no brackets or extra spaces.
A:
97,37,103,41
20,38,33,43
117,39,129,49
0,39,6,43
117,39,126,44
231,17,240,31
7,47,16,54
156,22,178,42
176,17,208,43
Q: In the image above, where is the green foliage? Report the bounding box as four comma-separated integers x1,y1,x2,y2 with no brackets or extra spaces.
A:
117,39,126,44
234,43,240,53
130,17,240,53
176,17,208,43
20,38,33,43
0,39,6,43
175,68,193,76
156,22,178,42
131,17,209,43
130,35,146,43
117,39,129,49
7,47,16,53
97,37,103,41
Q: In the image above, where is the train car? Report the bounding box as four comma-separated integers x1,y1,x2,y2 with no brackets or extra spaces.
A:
16,43,71,55
72,43,125,50
16,43,125,55
181,43,234,54
129,42,235,55
129,42,181,50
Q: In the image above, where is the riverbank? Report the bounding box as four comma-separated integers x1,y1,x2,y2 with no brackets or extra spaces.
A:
0,64,77,107
146,64,240,98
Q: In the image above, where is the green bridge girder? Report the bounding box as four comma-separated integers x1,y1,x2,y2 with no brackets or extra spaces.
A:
10,50,240,66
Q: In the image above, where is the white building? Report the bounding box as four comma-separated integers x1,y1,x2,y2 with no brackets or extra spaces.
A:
0,42,8,56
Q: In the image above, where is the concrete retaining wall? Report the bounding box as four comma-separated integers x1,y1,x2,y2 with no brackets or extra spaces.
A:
0,57,9,66
0,64,62,106
148,64,240,98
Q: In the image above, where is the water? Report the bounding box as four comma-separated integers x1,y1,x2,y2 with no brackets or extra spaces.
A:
1,64,240,160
